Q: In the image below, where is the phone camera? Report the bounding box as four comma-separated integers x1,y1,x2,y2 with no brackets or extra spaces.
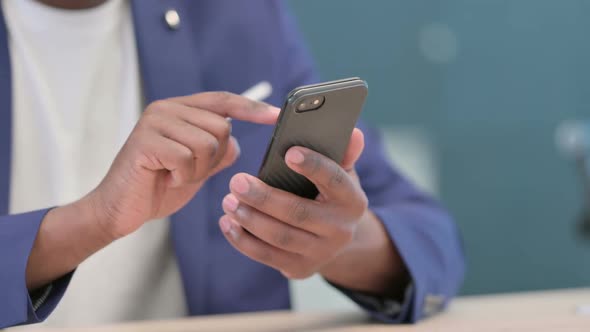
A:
296,95,325,112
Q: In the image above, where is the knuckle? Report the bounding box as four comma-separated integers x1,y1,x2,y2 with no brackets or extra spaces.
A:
178,147,194,164
204,136,220,159
212,91,233,103
173,159,194,183
275,229,293,248
146,99,170,114
138,110,159,129
307,154,322,176
252,186,271,206
351,192,369,217
342,227,354,244
357,193,369,214
134,150,154,171
328,164,345,188
288,199,311,225
253,246,273,264
178,149,195,173
332,224,354,246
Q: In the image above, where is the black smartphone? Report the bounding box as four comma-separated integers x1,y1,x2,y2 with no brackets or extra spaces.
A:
258,77,368,199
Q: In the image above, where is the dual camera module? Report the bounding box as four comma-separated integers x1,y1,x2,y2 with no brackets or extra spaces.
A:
296,95,325,112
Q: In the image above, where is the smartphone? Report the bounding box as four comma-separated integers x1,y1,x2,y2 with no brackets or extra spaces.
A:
258,77,368,199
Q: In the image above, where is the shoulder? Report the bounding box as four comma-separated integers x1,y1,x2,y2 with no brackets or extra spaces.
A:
182,0,293,64
181,1,307,100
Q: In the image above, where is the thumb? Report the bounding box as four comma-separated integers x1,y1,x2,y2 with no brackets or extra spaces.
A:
340,128,364,171
209,136,241,177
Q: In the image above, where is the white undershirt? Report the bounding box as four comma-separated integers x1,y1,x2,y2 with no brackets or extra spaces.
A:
3,0,187,326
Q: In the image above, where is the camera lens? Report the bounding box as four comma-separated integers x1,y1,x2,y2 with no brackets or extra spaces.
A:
296,95,325,112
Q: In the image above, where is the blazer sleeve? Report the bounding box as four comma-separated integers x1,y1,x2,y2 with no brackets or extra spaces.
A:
272,2,466,323
0,209,72,328
354,124,466,322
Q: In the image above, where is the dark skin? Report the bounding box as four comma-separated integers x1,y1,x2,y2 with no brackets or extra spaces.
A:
29,0,410,299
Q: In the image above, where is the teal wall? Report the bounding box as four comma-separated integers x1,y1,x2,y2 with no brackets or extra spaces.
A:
289,0,590,294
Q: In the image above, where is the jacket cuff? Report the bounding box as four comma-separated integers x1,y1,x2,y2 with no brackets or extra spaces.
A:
370,205,455,323
0,209,71,327
27,272,73,323
330,281,415,323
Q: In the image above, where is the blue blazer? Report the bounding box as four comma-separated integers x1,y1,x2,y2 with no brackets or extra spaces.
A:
0,1,465,328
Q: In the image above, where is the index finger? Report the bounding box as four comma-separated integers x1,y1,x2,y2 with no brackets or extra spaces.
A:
168,91,280,125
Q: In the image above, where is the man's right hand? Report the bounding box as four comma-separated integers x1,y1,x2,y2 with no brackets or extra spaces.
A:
25,92,279,290
88,92,279,240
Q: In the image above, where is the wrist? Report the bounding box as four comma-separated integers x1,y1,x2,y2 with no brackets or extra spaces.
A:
26,196,117,289
76,191,122,243
319,210,404,293
318,211,370,283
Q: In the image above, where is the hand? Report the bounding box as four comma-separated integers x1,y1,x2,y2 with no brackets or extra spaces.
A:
87,92,279,240
219,128,369,279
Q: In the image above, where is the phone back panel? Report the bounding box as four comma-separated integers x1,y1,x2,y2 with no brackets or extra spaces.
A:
258,78,368,199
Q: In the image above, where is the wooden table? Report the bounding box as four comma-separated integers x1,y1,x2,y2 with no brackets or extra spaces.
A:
10,288,590,331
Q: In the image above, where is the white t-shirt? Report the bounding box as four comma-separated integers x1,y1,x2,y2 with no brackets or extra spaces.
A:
3,0,187,326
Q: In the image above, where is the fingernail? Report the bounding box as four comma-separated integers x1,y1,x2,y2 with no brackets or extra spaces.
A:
231,136,241,157
286,149,305,165
222,194,239,213
231,175,250,195
226,118,233,134
220,216,232,234
220,216,240,240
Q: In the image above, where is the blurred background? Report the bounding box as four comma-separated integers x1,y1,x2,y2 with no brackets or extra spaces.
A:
287,0,590,311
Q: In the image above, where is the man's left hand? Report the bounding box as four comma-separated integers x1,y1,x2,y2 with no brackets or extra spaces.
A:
219,128,370,279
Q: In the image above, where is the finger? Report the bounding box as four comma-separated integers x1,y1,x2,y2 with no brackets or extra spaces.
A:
340,128,365,171
140,135,195,187
222,193,318,255
219,215,303,272
228,173,329,236
208,136,241,177
146,112,220,182
171,104,232,170
146,101,232,169
167,91,280,125
284,147,364,207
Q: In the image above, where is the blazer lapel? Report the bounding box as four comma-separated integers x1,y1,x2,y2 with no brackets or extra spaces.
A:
131,0,210,315
131,0,203,100
0,6,12,215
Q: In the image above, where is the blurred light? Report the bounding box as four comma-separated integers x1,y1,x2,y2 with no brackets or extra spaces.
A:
419,22,458,64
556,120,589,158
